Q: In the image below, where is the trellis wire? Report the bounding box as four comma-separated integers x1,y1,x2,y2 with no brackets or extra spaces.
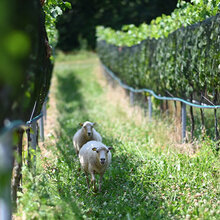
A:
101,63,219,143
26,112,43,125
102,63,220,109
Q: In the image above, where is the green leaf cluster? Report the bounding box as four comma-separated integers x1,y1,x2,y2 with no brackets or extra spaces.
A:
43,0,71,49
97,1,220,104
96,0,220,46
56,0,178,50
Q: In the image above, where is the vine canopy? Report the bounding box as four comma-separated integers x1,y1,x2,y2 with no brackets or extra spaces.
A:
97,13,220,105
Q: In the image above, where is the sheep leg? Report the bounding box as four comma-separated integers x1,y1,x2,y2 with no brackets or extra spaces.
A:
91,172,97,192
99,174,104,192
85,173,90,188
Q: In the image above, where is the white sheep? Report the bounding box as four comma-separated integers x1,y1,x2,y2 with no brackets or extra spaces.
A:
73,121,102,155
79,140,112,192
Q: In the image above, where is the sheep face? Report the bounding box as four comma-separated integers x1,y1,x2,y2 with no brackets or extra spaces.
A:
92,147,112,165
80,121,95,138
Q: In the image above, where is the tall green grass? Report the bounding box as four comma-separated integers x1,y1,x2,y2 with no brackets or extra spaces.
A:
16,51,220,219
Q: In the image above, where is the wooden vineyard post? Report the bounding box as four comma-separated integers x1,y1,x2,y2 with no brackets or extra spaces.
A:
39,99,47,142
27,121,38,170
181,103,187,143
130,91,134,106
42,100,47,122
39,115,44,142
148,96,152,121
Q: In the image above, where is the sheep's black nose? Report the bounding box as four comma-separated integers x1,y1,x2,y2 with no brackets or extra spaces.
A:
100,158,105,164
88,132,91,136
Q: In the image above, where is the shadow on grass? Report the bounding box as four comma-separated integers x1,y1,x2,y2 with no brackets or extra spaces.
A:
56,70,84,112
53,67,170,219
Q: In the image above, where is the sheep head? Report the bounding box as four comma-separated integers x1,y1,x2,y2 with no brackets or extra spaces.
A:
79,121,96,138
92,146,112,165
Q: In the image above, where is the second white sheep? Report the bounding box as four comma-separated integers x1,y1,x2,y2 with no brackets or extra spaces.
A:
73,121,102,155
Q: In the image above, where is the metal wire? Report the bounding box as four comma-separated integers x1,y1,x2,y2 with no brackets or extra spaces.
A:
1,100,45,135
102,63,220,109
26,112,43,125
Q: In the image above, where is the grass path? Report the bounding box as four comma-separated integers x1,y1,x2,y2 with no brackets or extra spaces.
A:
16,51,219,219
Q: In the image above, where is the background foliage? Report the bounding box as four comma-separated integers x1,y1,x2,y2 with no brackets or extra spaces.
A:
97,1,220,105
44,0,71,50
96,0,220,46
56,0,179,50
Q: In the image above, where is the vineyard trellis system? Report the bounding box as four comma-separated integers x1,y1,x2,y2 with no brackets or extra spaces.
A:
97,13,220,143
0,0,53,219
101,63,220,143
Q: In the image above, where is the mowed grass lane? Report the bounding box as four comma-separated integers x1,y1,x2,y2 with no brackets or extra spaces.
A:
16,51,220,219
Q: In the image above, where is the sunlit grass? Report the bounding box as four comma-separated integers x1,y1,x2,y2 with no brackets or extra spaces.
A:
16,51,220,219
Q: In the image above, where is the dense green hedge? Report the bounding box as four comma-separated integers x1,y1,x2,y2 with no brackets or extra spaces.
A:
97,13,220,105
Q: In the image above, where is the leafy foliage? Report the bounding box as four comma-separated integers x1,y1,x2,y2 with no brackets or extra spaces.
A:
56,0,178,50
44,0,71,49
96,0,220,46
97,1,220,105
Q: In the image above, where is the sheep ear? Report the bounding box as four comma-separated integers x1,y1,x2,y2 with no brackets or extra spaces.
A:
108,147,113,150
92,122,96,126
79,122,83,127
92,147,97,151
